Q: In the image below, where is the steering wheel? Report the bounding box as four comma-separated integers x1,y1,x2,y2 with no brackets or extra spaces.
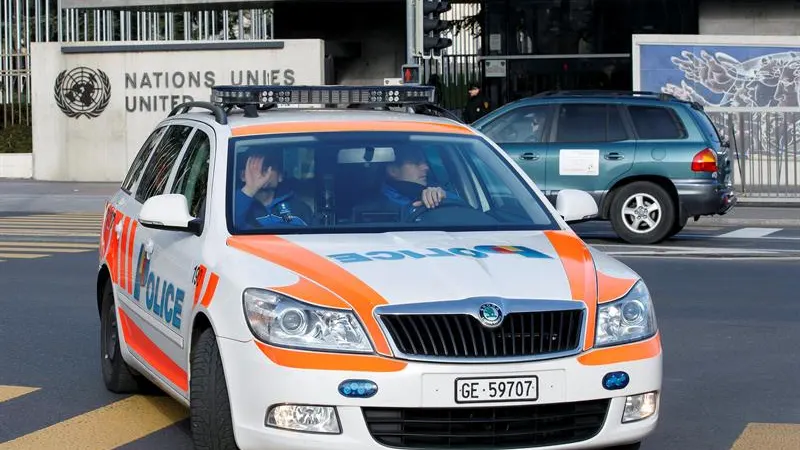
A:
405,198,499,225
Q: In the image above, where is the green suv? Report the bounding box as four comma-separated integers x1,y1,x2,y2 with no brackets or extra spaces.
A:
471,91,736,245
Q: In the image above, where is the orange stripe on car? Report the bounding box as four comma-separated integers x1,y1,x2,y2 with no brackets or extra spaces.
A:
117,307,188,391
270,277,351,310
255,341,406,372
597,271,638,304
227,235,393,356
231,120,474,137
577,333,661,366
543,230,598,351
200,273,220,308
127,221,137,294
193,264,207,307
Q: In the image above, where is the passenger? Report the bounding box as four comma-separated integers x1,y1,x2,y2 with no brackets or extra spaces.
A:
234,149,312,228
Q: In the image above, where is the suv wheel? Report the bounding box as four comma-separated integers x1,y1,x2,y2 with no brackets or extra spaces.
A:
100,279,151,393
190,327,238,450
609,181,675,245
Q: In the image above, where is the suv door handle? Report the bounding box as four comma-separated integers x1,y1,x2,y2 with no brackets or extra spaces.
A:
520,152,540,161
605,152,624,160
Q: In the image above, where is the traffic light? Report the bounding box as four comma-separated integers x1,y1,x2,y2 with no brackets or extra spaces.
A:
401,64,421,84
418,0,453,56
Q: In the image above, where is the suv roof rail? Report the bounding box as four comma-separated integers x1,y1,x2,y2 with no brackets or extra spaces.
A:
533,90,679,101
168,101,228,125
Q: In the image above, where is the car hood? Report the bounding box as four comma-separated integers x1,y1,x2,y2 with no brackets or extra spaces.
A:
226,229,637,308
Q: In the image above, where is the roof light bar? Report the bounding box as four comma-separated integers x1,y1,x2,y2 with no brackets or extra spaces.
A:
210,85,436,108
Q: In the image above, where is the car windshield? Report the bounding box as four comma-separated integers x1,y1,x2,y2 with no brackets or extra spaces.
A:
227,130,559,234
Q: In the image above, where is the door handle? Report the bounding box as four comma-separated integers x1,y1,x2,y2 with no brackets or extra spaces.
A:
605,152,624,160
520,152,540,161
144,239,154,257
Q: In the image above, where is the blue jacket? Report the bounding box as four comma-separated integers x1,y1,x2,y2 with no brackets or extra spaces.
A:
380,181,460,208
234,188,312,229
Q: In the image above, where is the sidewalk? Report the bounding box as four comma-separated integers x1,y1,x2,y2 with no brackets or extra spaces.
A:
1,180,800,227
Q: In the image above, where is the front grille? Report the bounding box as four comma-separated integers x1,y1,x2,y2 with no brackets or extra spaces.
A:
362,399,609,449
380,310,583,359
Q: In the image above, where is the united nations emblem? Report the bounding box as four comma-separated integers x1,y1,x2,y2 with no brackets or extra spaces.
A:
478,302,503,328
53,67,111,119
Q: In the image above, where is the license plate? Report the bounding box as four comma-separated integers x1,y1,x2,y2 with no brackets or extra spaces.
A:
455,376,538,404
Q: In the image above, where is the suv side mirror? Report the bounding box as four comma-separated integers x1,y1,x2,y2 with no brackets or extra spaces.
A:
555,189,598,224
139,194,202,235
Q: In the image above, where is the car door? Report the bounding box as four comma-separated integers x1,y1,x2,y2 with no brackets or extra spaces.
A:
145,123,215,382
125,122,195,395
475,104,554,189
545,102,635,203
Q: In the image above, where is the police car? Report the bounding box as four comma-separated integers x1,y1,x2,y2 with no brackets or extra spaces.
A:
97,84,662,450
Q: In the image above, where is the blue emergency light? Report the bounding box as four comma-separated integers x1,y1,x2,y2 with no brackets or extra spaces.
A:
210,84,436,109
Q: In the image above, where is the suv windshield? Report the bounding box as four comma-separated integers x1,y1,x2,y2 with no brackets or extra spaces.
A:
227,130,558,234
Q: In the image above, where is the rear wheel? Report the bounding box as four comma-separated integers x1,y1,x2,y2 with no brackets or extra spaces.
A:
190,327,238,450
100,279,150,393
609,181,676,245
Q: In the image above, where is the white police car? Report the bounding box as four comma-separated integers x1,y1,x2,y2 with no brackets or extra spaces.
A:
97,84,662,450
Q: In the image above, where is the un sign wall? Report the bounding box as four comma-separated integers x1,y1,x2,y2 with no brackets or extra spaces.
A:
30,40,325,181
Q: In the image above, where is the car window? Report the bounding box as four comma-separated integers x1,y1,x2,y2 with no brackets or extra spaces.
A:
135,125,193,204
554,103,628,143
479,105,552,144
627,105,688,140
121,126,167,194
171,128,212,218
227,131,558,234
690,109,722,144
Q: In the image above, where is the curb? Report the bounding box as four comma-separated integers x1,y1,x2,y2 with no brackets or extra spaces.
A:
691,218,800,227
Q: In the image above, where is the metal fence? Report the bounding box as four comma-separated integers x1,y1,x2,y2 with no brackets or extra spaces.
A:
0,0,272,132
707,109,800,199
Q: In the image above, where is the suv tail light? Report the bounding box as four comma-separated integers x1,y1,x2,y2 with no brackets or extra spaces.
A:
691,148,718,172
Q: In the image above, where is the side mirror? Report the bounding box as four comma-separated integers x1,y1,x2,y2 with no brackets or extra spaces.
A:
139,194,202,235
555,189,598,224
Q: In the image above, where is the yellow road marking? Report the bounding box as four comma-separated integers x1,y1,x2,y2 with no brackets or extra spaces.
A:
0,395,187,450
0,247,91,254
0,385,39,403
0,242,97,249
0,253,48,259
730,423,800,449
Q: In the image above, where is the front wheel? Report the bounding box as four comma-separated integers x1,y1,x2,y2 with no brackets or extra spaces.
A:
190,328,238,450
609,182,676,245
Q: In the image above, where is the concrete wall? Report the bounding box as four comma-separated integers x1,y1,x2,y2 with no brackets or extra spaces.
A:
0,154,33,179
30,40,324,182
700,0,800,35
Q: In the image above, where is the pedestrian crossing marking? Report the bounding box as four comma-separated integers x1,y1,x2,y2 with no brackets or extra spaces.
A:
0,385,39,404
0,395,187,450
0,242,97,249
0,253,49,259
717,227,784,239
730,422,800,449
0,213,104,238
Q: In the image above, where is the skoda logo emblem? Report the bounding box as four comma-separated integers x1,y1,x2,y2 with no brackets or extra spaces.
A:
478,303,503,328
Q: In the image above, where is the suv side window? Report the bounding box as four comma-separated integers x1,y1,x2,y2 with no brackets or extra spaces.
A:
554,103,627,143
135,125,193,204
171,128,212,218
627,105,688,140
121,126,167,194
480,105,552,144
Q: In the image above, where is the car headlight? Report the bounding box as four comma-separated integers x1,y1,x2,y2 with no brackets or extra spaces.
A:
595,280,657,347
242,288,373,353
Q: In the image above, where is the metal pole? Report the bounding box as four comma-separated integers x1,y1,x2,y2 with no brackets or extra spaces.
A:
405,0,414,64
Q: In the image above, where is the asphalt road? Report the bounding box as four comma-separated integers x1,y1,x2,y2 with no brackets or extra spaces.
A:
1,212,800,450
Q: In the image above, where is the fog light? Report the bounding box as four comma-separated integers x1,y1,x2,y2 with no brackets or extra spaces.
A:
622,391,658,423
265,404,341,434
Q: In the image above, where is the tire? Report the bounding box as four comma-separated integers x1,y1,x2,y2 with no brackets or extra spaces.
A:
100,279,149,393
190,328,238,450
667,215,688,239
609,181,676,245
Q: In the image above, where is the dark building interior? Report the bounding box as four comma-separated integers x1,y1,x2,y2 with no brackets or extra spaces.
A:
478,0,699,106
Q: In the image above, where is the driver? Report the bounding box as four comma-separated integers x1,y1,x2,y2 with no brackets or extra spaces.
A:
233,148,313,229
380,147,460,209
